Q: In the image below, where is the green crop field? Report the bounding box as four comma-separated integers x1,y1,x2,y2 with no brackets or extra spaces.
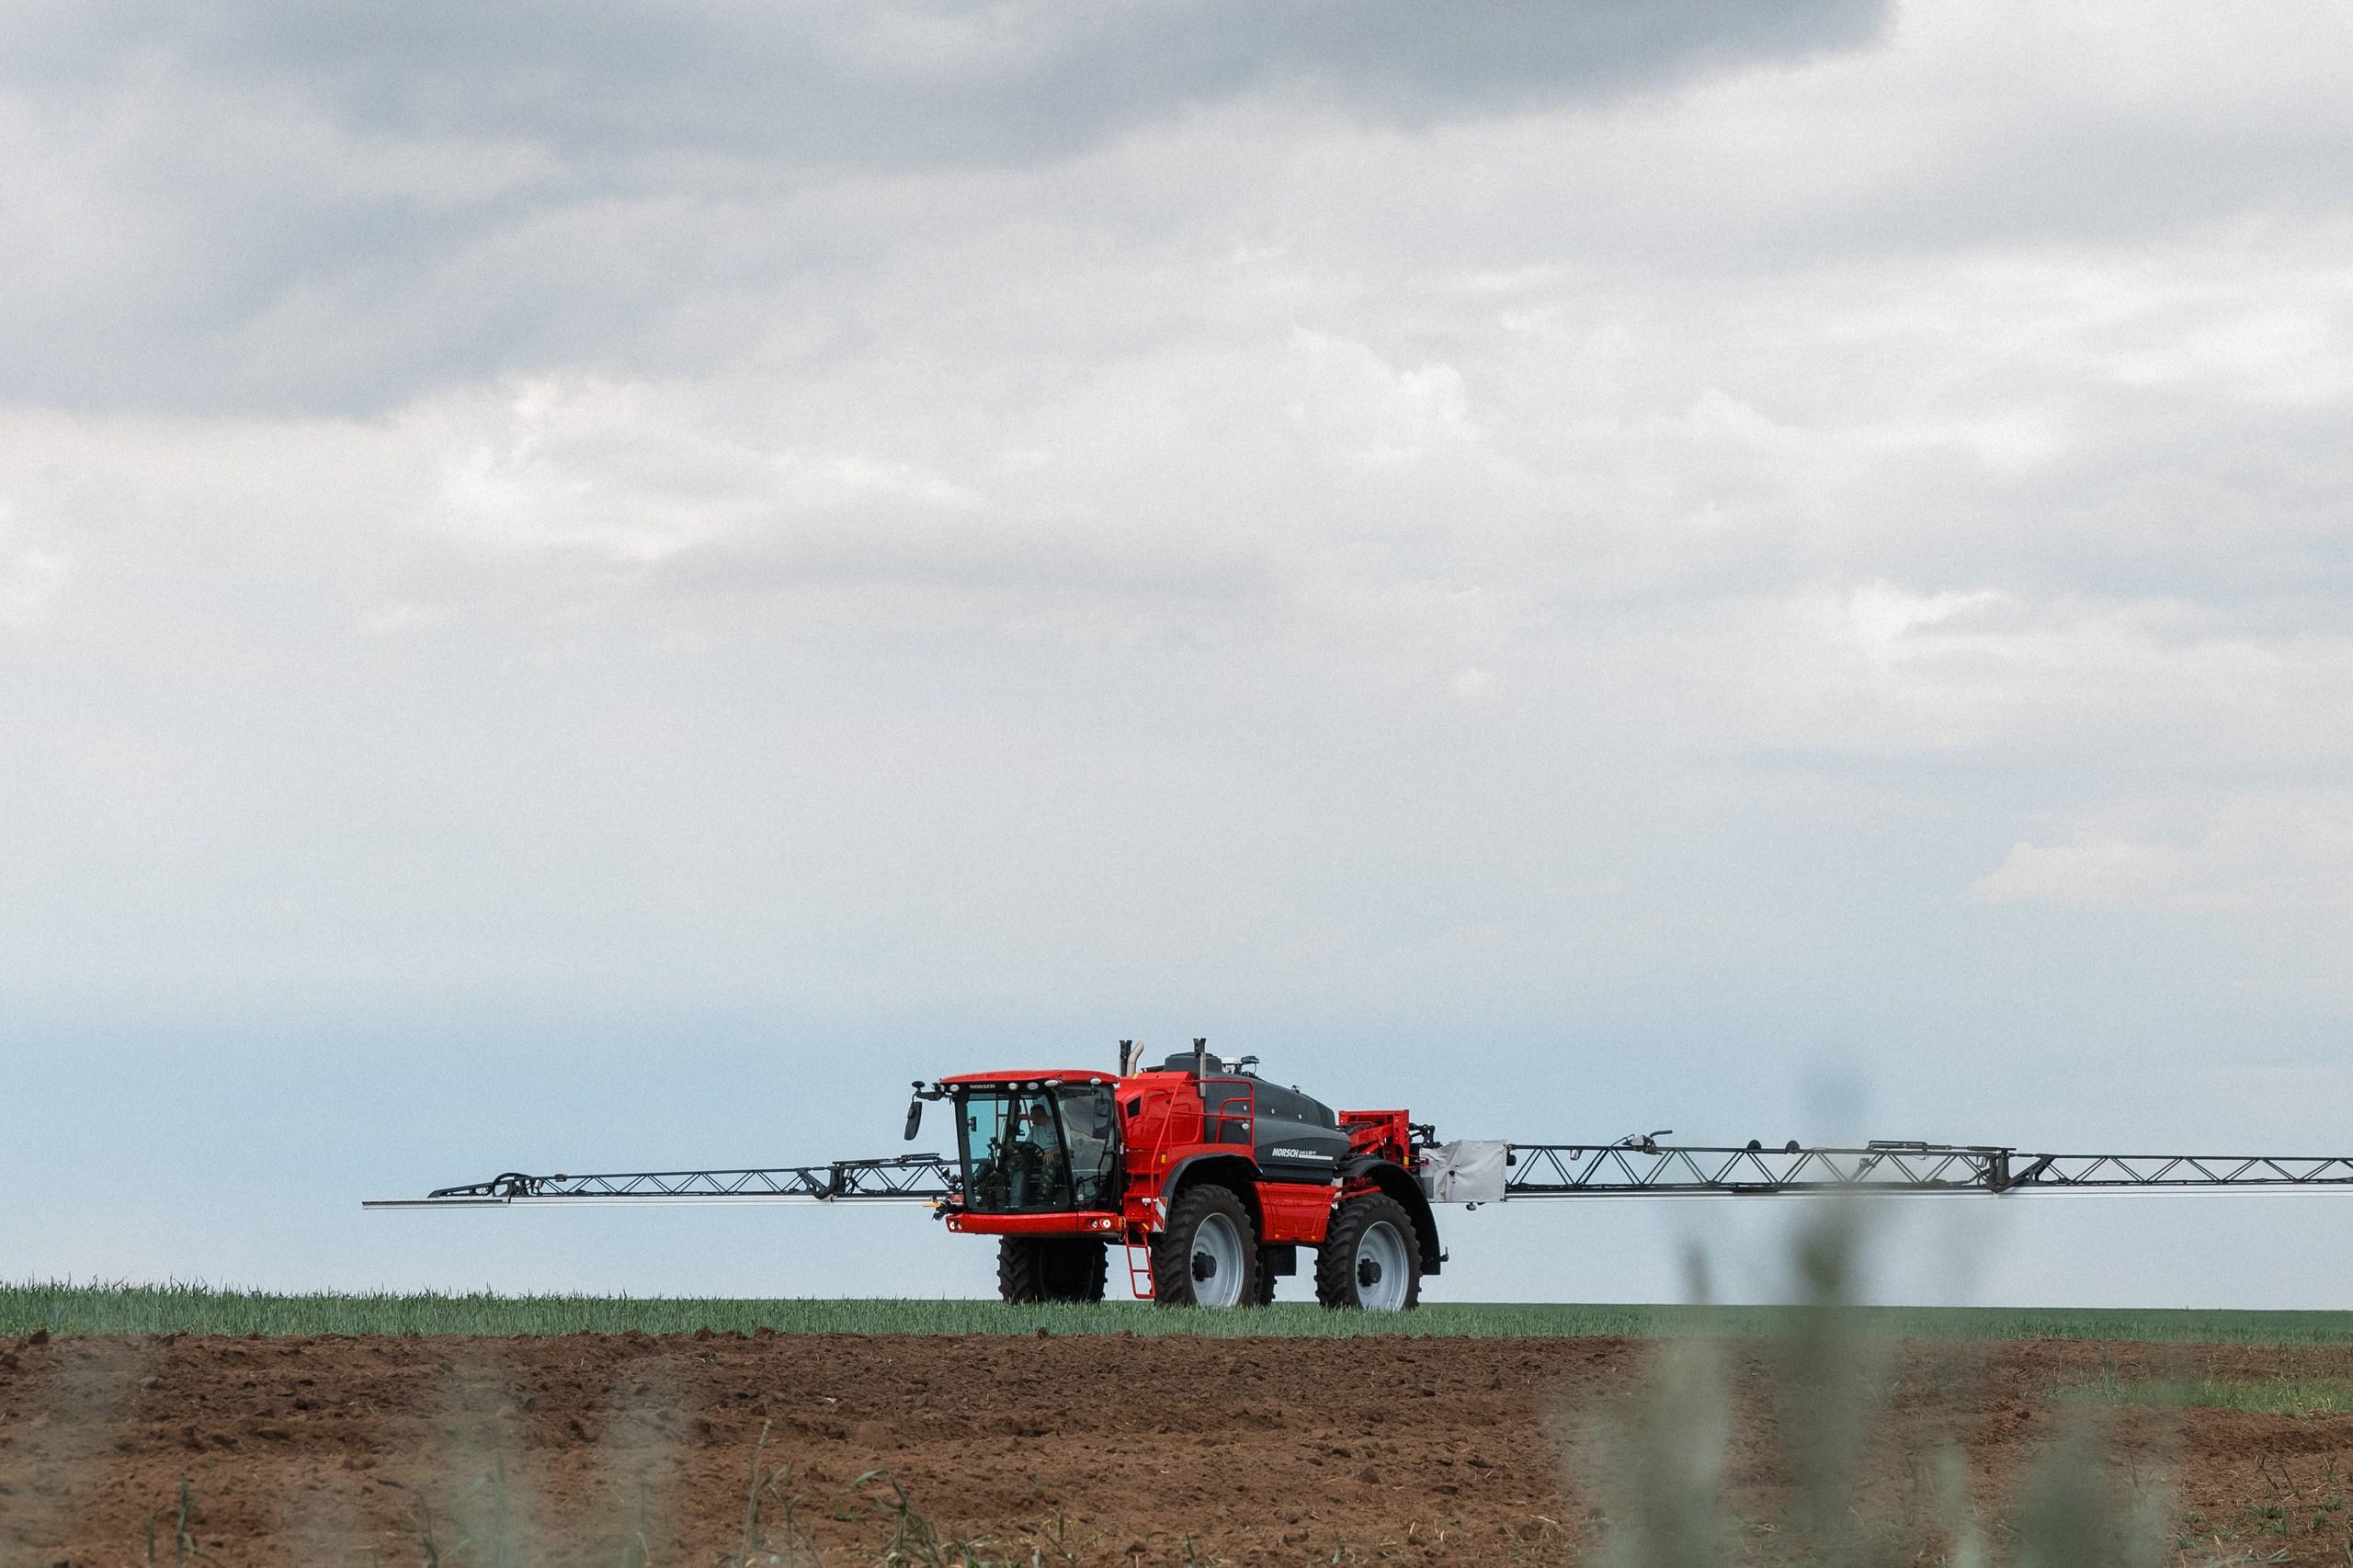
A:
2064,1372,2353,1416
7,1281,2353,1343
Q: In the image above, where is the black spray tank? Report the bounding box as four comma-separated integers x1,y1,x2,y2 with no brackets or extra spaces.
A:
1157,1051,1352,1183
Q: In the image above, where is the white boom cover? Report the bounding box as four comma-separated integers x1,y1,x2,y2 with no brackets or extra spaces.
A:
1418,1140,1509,1203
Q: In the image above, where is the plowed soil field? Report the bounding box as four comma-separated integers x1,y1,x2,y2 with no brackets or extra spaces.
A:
6,1330,2352,1565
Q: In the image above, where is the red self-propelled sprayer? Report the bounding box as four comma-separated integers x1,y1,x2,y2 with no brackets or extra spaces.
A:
369,1039,2353,1311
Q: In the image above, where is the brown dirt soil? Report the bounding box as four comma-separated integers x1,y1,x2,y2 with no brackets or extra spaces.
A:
5,1331,2353,1565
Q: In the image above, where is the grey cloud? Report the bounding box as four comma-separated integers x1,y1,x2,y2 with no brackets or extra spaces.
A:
11,1,1888,167
0,1,1887,415
1793,119,2353,259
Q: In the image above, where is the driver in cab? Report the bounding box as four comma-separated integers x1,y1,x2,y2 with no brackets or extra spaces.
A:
1022,1102,1064,1175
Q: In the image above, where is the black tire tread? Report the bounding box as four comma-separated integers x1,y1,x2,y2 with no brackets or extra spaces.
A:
1314,1191,1422,1311
996,1236,1108,1303
1150,1184,1259,1307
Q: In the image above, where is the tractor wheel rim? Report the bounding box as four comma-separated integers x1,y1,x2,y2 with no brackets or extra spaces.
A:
1190,1211,1245,1307
1355,1220,1411,1311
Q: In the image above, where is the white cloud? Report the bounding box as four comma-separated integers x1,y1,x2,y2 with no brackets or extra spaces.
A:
0,551,69,629
1450,665,1498,703
0,505,71,631
1973,794,2353,911
1840,582,2007,665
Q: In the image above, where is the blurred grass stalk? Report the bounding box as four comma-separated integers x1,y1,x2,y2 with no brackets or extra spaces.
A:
1584,1202,2175,1568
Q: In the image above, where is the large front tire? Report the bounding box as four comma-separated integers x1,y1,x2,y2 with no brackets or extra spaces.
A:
1151,1185,1260,1308
1315,1193,1422,1312
996,1237,1108,1303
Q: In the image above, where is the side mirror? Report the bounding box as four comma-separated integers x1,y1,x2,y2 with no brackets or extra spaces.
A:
904,1098,924,1141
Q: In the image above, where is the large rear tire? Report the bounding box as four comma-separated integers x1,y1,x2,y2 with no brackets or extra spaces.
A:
996,1237,1109,1303
1315,1193,1422,1312
1151,1185,1260,1308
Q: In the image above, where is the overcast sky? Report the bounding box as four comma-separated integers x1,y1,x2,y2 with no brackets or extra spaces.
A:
6,0,2351,1308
